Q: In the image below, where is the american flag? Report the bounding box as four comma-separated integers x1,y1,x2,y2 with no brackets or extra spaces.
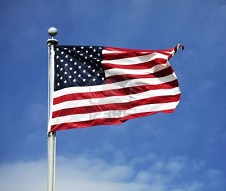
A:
49,44,184,132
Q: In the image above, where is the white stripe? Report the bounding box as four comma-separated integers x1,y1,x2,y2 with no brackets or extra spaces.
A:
103,49,172,55
51,101,179,125
105,63,169,77
52,87,180,112
102,50,125,54
102,50,155,54
102,52,168,65
53,73,177,98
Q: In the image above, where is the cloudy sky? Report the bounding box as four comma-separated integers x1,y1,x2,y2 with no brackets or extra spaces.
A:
0,0,226,191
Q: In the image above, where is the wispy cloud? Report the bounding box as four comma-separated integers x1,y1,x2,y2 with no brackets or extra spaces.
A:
0,153,225,191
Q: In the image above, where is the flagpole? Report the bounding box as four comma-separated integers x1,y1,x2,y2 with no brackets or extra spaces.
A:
47,27,58,191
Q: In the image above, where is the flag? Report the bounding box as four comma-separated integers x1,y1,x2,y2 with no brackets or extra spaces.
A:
49,44,184,132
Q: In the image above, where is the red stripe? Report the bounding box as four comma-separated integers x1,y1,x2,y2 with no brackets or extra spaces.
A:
51,109,175,132
106,66,174,83
53,80,179,104
104,47,173,60
103,51,152,60
102,58,168,70
52,94,180,118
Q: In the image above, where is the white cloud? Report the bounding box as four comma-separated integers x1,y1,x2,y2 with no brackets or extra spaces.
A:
0,153,225,191
0,159,47,191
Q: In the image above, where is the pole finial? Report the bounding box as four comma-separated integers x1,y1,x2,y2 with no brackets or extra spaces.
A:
48,27,58,37
47,27,58,45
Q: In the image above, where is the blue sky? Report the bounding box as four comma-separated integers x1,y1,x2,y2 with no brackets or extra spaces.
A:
0,0,226,190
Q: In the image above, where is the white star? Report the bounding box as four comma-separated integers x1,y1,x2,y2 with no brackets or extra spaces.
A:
60,68,63,71
69,67,73,70
64,80,67,84
69,75,72,79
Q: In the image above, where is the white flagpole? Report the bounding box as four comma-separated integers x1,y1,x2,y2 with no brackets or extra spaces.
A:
47,27,58,191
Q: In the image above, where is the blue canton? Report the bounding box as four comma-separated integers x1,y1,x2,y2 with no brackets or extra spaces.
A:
54,46,106,91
